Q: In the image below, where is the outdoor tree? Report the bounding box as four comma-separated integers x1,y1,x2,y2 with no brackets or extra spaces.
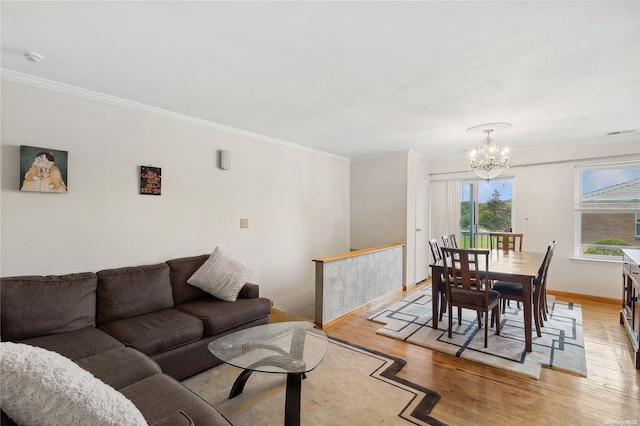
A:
479,189,511,231
461,200,471,231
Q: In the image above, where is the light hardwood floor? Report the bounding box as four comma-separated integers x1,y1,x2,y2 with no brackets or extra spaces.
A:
271,281,640,425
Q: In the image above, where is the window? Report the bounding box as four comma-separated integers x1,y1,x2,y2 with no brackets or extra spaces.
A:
461,178,513,248
575,162,640,259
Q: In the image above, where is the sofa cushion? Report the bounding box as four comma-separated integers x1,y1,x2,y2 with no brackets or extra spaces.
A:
1,273,98,341
100,309,203,356
166,254,211,305
153,410,195,426
75,347,161,390
97,263,174,324
19,327,124,360
120,374,232,426
152,317,269,381
0,342,147,426
175,297,272,336
187,247,254,302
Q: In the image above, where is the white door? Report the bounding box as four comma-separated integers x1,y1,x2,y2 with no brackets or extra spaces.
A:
415,176,430,282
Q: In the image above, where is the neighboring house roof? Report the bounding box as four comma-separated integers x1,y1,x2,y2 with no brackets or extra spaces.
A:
582,178,640,208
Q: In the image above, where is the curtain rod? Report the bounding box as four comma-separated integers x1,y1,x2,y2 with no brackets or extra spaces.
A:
428,153,639,177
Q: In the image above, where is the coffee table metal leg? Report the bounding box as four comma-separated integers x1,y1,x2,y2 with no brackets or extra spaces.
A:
284,372,302,426
229,369,253,399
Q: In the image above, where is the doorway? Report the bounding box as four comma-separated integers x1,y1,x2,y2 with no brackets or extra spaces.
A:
415,176,430,282
461,178,514,248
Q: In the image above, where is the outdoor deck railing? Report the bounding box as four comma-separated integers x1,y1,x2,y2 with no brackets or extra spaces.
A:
460,231,501,248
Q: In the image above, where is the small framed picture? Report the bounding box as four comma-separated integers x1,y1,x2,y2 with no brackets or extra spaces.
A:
140,166,161,195
20,145,68,193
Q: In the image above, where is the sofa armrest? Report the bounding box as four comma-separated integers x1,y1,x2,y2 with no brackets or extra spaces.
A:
237,283,259,299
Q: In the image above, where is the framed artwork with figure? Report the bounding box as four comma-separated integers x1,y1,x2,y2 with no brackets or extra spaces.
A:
20,145,68,193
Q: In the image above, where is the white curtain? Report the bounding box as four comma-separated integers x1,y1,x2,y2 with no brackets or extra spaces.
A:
429,179,461,253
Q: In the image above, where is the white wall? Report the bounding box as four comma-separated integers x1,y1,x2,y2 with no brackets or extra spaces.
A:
350,154,432,287
3,80,637,318
350,155,407,250
428,140,640,300
0,82,351,319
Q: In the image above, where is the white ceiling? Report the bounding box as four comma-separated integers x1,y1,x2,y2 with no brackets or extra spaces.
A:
2,1,639,161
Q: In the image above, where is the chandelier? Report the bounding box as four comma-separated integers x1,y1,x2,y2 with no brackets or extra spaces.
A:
467,122,511,180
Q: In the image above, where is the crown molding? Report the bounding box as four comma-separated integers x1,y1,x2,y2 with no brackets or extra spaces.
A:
1,68,350,162
351,151,412,163
351,150,431,163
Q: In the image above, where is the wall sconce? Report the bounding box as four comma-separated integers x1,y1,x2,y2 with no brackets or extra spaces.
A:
218,150,231,170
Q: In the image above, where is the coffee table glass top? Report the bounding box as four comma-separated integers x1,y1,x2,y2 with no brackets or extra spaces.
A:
208,321,328,374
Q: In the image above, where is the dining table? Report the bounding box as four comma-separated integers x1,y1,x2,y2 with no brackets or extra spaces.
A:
430,249,546,352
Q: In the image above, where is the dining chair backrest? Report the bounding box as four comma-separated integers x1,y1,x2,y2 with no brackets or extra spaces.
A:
441,247,489,293
490,232,523,252
442,234,458,249
538,240,556,315
429,238,442,263
533,241,556,291
538,241,556,287
441,247,498,348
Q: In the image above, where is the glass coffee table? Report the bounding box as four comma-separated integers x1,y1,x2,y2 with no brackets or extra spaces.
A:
208,321,328,426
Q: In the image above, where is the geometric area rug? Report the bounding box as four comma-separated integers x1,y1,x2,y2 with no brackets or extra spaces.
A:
368,286,587,380
183,337,444,425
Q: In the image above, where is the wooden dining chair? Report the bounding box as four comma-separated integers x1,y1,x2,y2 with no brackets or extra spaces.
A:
490,233,523,252
489,232,525,308
440,247,501,348
491,241,556,337
429,238,441,264
537,241,556,322
441,234,458,249
429,239,448,320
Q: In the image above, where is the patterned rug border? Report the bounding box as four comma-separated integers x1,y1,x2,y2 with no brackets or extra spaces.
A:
184,335,446,425
328,336,446,426
368,287,587,380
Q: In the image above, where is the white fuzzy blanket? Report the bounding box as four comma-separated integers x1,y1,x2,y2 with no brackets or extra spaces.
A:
0,342,147,426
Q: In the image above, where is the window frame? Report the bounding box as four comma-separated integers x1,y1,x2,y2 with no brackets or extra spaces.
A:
574,161,640,260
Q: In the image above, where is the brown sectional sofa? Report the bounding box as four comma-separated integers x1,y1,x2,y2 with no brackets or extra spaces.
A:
0,254,272,425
